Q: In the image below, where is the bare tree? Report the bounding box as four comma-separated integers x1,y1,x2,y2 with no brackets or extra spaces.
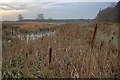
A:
36,14,44,20
95,1,119,22
110,2,116,8
18,14,24,21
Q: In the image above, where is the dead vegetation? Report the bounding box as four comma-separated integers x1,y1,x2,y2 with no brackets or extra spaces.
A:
2,22,119,78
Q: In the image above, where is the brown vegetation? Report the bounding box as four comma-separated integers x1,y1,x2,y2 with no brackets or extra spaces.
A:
2,22,119,78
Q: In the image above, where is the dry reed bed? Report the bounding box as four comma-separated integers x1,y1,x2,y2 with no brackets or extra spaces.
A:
2,22,119,78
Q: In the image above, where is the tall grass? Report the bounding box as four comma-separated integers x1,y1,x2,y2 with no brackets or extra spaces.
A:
2,22,119,78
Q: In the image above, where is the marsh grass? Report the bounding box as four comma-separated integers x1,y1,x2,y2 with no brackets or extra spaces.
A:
2,22,119,78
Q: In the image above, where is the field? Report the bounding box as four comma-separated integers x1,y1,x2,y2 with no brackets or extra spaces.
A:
2,22,119,78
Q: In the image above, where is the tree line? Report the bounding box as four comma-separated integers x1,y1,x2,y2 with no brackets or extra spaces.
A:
95,1,120,22
18,14,45,21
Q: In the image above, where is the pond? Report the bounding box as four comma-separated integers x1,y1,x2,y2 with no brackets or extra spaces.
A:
17,31,56,43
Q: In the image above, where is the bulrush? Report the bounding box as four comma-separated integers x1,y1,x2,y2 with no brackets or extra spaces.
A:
48,47,52,65
91,24,98,50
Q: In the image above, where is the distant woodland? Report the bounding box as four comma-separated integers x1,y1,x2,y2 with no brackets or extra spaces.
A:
96,1,120,22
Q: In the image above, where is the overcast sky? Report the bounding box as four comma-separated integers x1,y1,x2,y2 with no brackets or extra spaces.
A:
0,0,118,21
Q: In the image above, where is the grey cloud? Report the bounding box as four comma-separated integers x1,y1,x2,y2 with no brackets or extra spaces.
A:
0,3,22,10
0,2,65,11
